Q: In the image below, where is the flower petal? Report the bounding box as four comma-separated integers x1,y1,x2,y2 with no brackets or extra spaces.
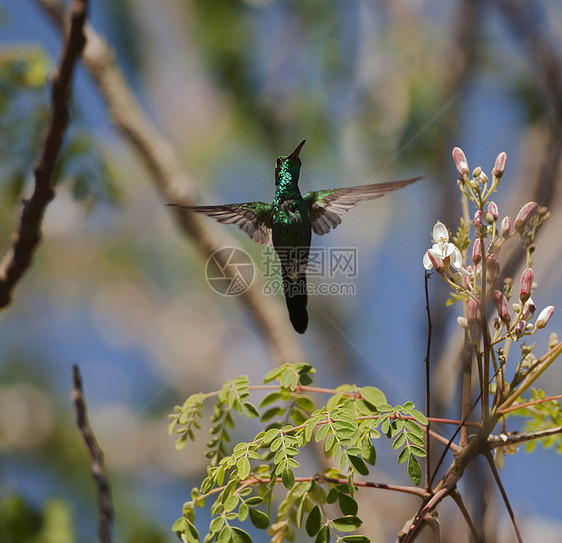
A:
432,221,449,244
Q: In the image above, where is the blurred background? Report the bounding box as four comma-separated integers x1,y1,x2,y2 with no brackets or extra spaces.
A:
1,0,561,541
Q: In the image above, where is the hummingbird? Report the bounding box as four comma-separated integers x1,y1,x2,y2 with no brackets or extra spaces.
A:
169,141,421,334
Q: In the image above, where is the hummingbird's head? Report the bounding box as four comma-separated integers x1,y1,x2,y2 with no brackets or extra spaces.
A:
275,140,305,186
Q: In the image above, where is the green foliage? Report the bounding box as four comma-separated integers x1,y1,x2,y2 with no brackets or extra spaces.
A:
510,389,562,453
0,47,120,209
0,495,74,543
169,364,429,541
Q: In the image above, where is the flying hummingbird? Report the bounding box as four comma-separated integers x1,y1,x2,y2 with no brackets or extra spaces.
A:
169,141,421,334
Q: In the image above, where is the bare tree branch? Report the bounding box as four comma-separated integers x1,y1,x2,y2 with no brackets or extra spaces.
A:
450,489,485,543
72,365,113,543
484,451,525,543
488,425,562,448
424,271,433,490
35,0,306,365
0,0,88,309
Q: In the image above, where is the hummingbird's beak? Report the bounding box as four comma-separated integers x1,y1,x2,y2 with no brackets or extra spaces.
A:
288,140,306,160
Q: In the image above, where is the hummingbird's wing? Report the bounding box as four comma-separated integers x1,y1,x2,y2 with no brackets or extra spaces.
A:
167,202,273,245
303,177,422,235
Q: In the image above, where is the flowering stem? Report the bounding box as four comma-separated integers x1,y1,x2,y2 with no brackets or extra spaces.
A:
479,235,491,426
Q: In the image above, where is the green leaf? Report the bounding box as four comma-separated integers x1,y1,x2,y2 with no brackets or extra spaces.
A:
223,495,239,512
238,502,249,522
291,408,308,425
338,493,359,516
341,536,371,542
392,433,406,450
259,392,281,407
404,420,425,438
245,496,263,506
407,434,426,448
326,391,345,409
236,457,251,480
332,516,363,532
327,488,338,504
248,507,270,529
360,440,377,466
217,525,231,543
315,524,330,543
263,428,280,444
172,517,185,532
306,505,322,536
409,410,429,426
408,445,427,457
184,519,200,542
408,454,422,486
243,402,260,418
360,386,386,407
261,406,285,422
282,467,295,489
348,455,369,476
231,526,252,543
209,516,225,534
296,396,315,411
263,367,284,383
296,496,306,528
315,423,330,442
397,447,409,464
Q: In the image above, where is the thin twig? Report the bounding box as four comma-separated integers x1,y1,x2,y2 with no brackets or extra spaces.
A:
498,393,562,414
197,475,428,503
450,489,485,543
424,271,432,490
35,0,305,365
72,365,113,543
484,451,525,543
0,0,88,309
401,487,450,543
488,426,562,448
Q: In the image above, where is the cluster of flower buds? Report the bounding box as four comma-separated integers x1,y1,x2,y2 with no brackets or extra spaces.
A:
424,147,555,340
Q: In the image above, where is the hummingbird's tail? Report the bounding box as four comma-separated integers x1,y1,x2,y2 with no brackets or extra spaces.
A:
282,271,308,334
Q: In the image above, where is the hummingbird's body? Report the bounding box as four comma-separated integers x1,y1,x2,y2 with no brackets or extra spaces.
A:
169,141,421,333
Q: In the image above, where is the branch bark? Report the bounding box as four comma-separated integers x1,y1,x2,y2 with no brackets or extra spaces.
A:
72,365,113,543
0,0,88,309
35,0,306,365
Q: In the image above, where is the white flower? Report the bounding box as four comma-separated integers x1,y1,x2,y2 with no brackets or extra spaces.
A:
423,221,469,275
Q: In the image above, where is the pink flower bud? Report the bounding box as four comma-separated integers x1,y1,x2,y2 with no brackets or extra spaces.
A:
523,298,536,319
492,152,507,179
479,172,489,185
493,290,511,325
467,299,480,324
515,319,525,337
487,201,499,221
535,306,555,329
473,210,483,229
519,268,533,303
500,216,511,238
514,202,538,232
426,248,444,273
471,239,482,265
452,147,469,177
